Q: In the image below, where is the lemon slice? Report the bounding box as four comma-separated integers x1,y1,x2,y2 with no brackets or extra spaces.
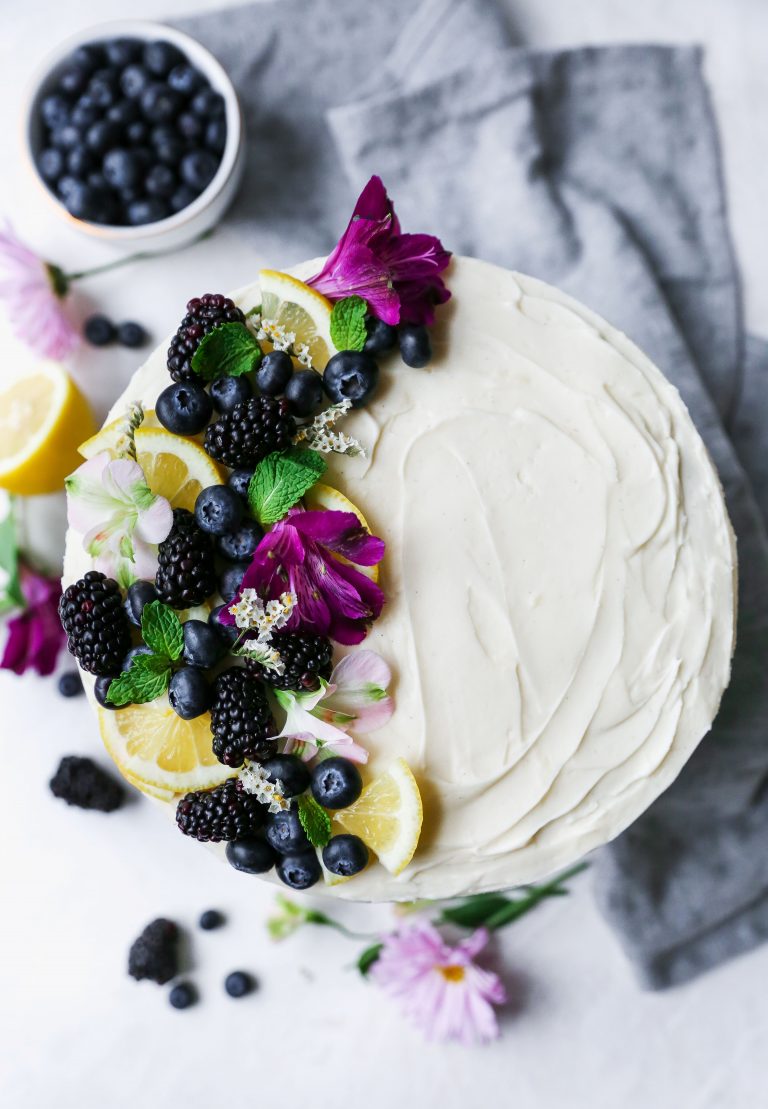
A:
304,483,379,583
334,758,423,875
259,269,336,371
0,364,96,495
121,767,178,803
78,409,160,459
135,428,223,511
98,699,235,794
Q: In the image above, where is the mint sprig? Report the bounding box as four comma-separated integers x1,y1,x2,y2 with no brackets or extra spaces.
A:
191,321,263,381
141,600,183,661
297,793,331,848
330,296,368,352
106,654,173,706
248,447,326,526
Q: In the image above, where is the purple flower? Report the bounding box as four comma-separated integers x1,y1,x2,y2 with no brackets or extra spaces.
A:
371,923,507,1046
307,176,452,326
224,508,385,645
0,224,79,361
0,565,66,677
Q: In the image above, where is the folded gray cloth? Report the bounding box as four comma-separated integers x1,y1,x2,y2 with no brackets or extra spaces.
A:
173,0,768,988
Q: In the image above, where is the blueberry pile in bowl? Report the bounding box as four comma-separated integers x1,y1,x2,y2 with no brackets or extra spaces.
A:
34,36,227,227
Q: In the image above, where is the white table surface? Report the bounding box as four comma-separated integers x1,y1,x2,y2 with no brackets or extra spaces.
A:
1,2,766,1106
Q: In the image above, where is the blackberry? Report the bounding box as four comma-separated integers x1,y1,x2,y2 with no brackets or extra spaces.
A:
128,918,180,984
176,778,266,841
49,756,124,812
59,571,132,676
210,668,276,768
246,632,333,691
166,293,245,383
155,508,216,609
204,397,295,469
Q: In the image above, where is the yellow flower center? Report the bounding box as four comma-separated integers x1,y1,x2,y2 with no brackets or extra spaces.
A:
439,964,465,983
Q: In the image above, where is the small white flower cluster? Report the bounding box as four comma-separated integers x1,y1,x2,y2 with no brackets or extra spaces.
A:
229,588,297,634
113,401,145,461
294,341,312,367
294,399,366,457
257,317,296,354
239,762,289,813
238,639,285,676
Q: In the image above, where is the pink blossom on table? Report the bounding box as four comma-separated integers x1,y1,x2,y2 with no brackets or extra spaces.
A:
0,224,80,361
370,923,506,1046
307,176,452,326
0,565,65,677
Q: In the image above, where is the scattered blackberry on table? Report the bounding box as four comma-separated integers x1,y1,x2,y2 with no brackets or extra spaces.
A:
49,755,124,812
398,323,432,368
224,970,255,998
210,668,275,768
169,982,197,1010
168,666,210,720
128,918,180,984
276,851,322,890
226,836,278,874
311,757,363,809
57,671,83,698
323,350,379,408
166,294,246,383
262,754,311,798
246,631,333,691
285,369,324,416
255,349,293,396
176,778,266,842
155,508,216,609
204,396,296,469
83,314,115,346
156,380,213,435
198,908,225,931
322,834,369,877
117,320,149,348
59,571,132,676
264,808,311,855
194,484,243,536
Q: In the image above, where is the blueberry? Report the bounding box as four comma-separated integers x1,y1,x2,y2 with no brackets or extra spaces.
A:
40,93,70,129
86,120,121,154
51,125,82,151
262,755,310,799
364,317,397,356
180,149,219,192
322,834,369,877
59,67,89,97
140,83,182,124
199,908,225,930
276,851,322,890
71,44,105,73
124,580,158,627
107,98,140,126
169,982,197,1010
177,111,203,142
323,351,379,408
398,324,432,368
145,164,177,198
104,38,142,68
168,666,210,720
217,520,263,563
191,88,226,119
168,64,205,96
285,369,323,417
209,374,252,415
117,321,149,348
209,604,239,646
205,119,227,154
64,182,100,220
87,171,109,192
58,671,84,698
227,469,253,502
310,757,363,809
255,350,293,396
265,808,310,855
156,137,186,168
169,185,199,213
226,837,277,874
143,40,185,78
38,147,64,181
218,563,248,604
88,69,119,109
126,197,170,225
120,64,151,100
224,970,255,998
84,314,116,346
103,148,143,190
71,99,100,129
122,644,153,670
66,146,94,177
195,485,243,536
94,675,126,711
126,120,149,146
57,175,79,200
156,380,213,435
182,619,225,669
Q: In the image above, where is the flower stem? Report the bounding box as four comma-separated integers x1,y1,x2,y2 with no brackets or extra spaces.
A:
63,228,215,283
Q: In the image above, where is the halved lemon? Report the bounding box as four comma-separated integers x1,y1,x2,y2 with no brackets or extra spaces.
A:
78,408,160,459
98,698,234,794
259,270,336,371
0,364,96,495
334,758,423,875
304,483,379,583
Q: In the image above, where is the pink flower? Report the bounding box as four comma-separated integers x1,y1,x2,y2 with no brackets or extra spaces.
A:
307,176,452,326
371,923,506,1046
224,508,385,645
0,565,65,677
0,224,80,360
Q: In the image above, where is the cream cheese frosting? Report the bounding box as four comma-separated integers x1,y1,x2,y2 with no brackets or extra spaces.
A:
64,257,737,901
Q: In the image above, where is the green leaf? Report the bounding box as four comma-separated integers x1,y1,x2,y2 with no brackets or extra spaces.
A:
330,296,368,352
141,600,184,661
190,322,263,381
106,654,172,706
357,943,383,976
297,793,331,848
0,503,24,612
438,894,513,930
248,447,327,526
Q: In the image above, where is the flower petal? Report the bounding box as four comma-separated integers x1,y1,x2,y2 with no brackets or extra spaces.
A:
135,496,173,544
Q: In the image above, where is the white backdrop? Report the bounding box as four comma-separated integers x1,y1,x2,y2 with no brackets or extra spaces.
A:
1,2,766,1106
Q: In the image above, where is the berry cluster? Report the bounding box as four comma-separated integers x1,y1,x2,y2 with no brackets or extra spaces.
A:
35,37,227,226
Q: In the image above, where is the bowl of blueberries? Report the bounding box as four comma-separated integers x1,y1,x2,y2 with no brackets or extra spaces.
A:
24,21,244,248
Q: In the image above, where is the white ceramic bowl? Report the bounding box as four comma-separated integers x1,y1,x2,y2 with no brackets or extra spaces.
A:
22,20,245,251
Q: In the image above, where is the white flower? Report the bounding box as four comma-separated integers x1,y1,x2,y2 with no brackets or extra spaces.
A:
294,399,366,457
238,639,286,676
228,589,297,636
239,763,289,813
295,342,312,367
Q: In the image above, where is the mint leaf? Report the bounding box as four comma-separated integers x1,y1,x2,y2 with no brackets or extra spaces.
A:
248,447,326,525
141,600,184,661
191,322,263,381
357,943,383,977
330,296,368,352
106,654,172,706
0,502,23,614
297,793,331,848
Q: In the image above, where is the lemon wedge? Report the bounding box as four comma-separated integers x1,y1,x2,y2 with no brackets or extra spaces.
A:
304,483,380,583
78,409,160,459
334,758,423,875
259,269,336,371
134,427,223,511
0,364,96,495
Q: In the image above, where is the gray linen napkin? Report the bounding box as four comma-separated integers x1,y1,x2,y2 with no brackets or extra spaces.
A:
172,0,768,988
